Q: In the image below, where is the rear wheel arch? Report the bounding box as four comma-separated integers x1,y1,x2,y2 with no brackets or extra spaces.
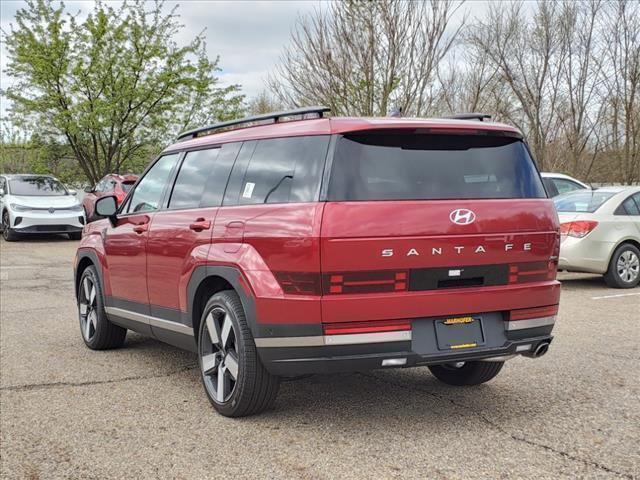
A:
607,238,640,266
188,266,258,341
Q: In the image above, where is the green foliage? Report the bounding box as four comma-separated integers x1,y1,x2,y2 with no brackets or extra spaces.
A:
3,0,245,184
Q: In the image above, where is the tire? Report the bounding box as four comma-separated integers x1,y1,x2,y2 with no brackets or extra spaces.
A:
604,243,640,289
2,211,19,242
77,265,127,349
68,232,82,240
198,290,279,417
428,361,504,386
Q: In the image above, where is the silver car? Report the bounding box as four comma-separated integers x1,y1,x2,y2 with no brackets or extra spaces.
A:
554,186,640,288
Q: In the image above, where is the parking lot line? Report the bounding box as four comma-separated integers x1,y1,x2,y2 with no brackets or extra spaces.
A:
591,292,640,300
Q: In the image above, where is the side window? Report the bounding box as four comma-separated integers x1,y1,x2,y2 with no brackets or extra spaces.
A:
552,178,584,195
94,178,106,192
106,179,117,192
169,148,221,209
200,142,241,207
223,141,257,206
542,178,558,197
621,196,640,216
235,136,329,205
126,154,180,213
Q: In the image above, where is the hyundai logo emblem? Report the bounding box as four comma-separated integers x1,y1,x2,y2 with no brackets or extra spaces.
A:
449,208,476,225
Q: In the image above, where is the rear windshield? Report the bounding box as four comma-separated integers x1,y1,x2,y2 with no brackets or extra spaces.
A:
9,177,68,196
327,132,546,201
554,191,615,213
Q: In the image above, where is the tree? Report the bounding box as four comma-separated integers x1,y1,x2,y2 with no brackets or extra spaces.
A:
3,0,245,184
247,90,284,116
268,0,463,116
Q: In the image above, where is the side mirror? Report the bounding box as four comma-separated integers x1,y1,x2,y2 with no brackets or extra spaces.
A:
68,189,77,196
84,186,93,193
94,195,118,222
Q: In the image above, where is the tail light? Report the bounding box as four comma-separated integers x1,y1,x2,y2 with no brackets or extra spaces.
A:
560,221,598,238
273,272,321,295
508,261,557,283
323,319,411,335
323,270,409,295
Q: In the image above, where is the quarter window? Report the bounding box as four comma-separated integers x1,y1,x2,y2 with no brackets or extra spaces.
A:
126,154,180,213
621,196,640,216
234,136,329,205
552,178,584,195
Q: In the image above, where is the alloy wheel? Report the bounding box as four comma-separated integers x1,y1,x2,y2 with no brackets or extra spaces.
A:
79,276,98,341
200,307,239,403
617,250,640,283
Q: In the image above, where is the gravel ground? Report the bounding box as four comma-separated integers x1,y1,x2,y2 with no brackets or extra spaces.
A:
1,236,639,479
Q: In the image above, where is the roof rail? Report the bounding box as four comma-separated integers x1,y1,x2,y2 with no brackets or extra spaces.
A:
176,106,331,141
445,113,492,122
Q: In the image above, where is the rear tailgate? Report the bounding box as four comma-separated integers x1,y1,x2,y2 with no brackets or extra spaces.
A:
320,130,560,324
320,200,559,322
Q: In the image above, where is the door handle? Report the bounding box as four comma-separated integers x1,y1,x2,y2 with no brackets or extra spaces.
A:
189,218,211,232
133,222,149,234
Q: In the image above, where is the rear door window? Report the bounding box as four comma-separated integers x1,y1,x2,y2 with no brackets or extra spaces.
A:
169,148,221,209
231,136,329,205
327,132,546,201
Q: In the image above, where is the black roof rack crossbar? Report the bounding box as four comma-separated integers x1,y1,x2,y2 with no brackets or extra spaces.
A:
176,106,331,141
445,113,492,122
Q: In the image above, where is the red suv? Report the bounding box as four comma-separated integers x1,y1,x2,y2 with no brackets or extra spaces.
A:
75,107,560,417
82,174,139,218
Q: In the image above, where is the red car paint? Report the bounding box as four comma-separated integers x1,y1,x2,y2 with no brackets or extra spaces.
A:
76,115,560,376
82,174,139,218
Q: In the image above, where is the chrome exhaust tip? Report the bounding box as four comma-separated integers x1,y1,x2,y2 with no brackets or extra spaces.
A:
532,341,550,358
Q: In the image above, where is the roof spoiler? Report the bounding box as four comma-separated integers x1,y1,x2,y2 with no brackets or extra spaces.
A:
176,106,331,142
445,113,492,122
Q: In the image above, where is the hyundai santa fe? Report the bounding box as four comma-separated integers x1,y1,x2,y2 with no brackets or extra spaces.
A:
74,107,561,417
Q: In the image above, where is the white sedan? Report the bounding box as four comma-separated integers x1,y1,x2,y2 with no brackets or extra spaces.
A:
554,186,640,288
0,174,85,241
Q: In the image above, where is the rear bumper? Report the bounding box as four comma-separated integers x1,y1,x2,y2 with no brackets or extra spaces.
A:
257,318,555,376
558,236,612,274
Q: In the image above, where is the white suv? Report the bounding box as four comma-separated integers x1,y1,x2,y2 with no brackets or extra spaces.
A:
0,174,85,241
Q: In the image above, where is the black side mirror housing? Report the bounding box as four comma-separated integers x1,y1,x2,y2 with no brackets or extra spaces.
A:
94,195,118,224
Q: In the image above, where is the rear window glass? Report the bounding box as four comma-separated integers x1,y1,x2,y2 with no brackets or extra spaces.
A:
327,132,546,201
554,191,615,213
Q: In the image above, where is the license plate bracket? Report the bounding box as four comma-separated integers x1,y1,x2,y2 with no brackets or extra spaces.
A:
434,316,485,350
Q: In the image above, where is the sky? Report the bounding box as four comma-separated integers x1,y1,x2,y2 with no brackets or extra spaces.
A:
0,0,487,118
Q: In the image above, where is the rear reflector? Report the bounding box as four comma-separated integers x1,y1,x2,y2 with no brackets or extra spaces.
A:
323,319,411,335
509,304,559,321
560,220,598,238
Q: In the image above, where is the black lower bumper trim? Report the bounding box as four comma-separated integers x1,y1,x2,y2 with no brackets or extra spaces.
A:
259,336,553,376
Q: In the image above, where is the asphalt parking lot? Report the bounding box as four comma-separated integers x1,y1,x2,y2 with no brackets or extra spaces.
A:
1,237,639,479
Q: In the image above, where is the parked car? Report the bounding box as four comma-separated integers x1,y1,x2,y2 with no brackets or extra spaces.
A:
82,174,139,219
554,186,640,288
0,174,84,241
75,108,561,417
541,172,589,197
